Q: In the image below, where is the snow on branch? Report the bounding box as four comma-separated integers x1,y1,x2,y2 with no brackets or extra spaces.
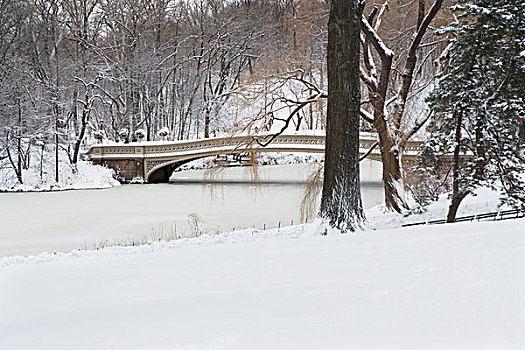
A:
361,15,394,60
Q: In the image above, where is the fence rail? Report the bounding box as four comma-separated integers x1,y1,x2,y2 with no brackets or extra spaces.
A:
402,208,524,227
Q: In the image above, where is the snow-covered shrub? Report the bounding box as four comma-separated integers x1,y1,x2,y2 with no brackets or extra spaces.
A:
406,158,451,208
93,130,104,143
118,128,129,142
134,129,146,141
187,213,204,236
158,127,170,141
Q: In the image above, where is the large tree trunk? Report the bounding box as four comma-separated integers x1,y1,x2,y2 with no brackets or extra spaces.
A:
318,0,364,232
377,131,407,213
360,0,443,213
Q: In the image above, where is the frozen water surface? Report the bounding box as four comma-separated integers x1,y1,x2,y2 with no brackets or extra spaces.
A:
0,164,383,257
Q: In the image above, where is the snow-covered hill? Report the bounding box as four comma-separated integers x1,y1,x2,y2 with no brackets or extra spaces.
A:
1,219,523,349
0,158,120,192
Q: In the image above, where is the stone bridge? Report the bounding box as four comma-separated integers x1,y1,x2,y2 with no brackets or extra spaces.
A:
86,133,421,183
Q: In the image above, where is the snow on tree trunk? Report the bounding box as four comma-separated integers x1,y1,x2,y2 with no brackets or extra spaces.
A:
318,0,364,233
376,130,407,213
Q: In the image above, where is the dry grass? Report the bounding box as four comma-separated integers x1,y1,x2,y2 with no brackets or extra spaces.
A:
300,163,323,222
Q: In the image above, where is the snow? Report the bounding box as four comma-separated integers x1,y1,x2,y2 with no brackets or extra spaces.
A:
466,4,492,15
176,152,325,172
1,217,524,349
0,146,120,192
1,149,523,348
367,187,511,229
0,164,384,258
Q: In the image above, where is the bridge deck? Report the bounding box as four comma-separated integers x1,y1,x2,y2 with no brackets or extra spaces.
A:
87,133,421,183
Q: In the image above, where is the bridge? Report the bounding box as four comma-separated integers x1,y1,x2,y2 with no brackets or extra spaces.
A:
86,133,422,183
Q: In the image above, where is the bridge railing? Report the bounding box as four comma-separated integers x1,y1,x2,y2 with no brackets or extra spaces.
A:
87,133,422,159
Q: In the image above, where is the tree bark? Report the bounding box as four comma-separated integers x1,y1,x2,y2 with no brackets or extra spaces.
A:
447,111,465,223
204,111,210,138
17,97,23,184
447,112,488,222
376,130,407,213
6,132,23,184
447,190,468,223
361,14,409,213
55,115,59,183
72,108,88,165
319,0,364,232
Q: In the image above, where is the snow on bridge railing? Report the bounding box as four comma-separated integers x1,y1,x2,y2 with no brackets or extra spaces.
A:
87,132,422,158
88,134,325,157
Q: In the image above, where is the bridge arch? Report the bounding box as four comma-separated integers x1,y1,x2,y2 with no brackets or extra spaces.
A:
144,146,322,182
146,151,384,183
146,157,208,183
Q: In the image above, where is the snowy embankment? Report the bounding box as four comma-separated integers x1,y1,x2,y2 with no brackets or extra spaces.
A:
0,157,120,192
177,151,324,172
1,218,524,349
367,187,515,229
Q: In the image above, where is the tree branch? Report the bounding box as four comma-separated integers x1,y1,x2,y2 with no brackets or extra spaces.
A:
360,109,374,124
359,141,379,162
253,93,325,147
392,0,444,131
402,110,432,144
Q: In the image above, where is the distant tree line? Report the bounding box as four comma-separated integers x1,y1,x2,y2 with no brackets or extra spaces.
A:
0,0,454,211
0,0,316,181
5,0,520,224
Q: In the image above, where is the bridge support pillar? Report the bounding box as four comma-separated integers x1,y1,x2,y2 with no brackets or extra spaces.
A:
93,158,144,183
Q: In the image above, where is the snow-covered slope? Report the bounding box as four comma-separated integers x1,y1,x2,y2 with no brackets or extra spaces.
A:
0,159,120,192
1,219,523,349
367,187,514,229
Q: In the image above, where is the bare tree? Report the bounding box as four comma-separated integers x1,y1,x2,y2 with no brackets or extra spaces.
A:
62,0,104,164
359,0,445,212
0,0,38,184
231,1,447,213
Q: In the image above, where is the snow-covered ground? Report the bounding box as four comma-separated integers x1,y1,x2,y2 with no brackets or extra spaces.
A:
1,153,523,348
1,216,523,349
0,156,120,192
175,151,325,172
367,187,515,229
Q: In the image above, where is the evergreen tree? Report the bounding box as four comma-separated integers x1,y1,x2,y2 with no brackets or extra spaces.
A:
422,0,525,222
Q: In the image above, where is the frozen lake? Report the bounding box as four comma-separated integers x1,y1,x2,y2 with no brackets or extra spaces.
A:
0,164,384,257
